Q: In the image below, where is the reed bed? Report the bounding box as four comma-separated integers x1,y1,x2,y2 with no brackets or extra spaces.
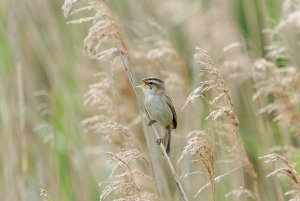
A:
1,0,300,200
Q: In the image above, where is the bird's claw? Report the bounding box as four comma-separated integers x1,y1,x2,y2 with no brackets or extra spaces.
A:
147,120,157,126
156,138,165,145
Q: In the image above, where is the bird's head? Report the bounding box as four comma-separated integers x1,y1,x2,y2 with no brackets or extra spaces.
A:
137,77,165,95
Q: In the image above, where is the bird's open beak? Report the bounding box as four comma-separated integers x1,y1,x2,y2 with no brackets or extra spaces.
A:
136,82,148,88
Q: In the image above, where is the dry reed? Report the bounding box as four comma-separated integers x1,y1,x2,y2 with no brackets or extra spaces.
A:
183,47,260,200
1,0,300,200
253,59,300,136
62,0,189,200
99,149,157,201
260,153,300,201
178,130,214,197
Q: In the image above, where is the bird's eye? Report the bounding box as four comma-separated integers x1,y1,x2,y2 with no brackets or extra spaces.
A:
147,82,153,89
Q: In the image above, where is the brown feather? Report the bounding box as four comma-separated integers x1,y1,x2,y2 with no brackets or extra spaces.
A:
165,95,177,129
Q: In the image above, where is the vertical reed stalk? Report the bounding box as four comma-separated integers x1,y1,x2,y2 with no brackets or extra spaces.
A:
8,0,28,199
116,43,189,201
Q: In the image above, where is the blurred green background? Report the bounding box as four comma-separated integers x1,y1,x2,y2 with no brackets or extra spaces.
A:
1,0,300,200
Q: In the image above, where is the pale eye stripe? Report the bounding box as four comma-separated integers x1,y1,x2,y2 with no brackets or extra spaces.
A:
143,77,164,85
149,80,161,85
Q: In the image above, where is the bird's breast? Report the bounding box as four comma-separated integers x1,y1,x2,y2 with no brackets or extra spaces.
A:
145,95,173,127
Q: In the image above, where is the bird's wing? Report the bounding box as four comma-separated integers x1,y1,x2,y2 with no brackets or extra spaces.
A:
165,95,177,129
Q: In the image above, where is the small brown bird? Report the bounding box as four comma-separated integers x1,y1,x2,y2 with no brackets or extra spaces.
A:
137,77,177,155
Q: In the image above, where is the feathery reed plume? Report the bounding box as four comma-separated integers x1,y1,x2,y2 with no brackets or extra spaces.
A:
146,39,189,94
62,1,189,200
61,0,79,17
100,149,158,201
81,72,127,144
265,0,300,66
253,59,300,136
62,0,129,59
40,188,51,201
178,130,214,196
225,188,256,199
146,40,187,73
183,47,260,200
260,153,300,200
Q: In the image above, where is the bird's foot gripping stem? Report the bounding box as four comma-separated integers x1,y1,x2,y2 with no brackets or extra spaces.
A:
147,120,157,126
156,138,165,145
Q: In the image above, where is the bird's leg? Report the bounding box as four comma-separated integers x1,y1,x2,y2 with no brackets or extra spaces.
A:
156,138,165,145
147,119,157,126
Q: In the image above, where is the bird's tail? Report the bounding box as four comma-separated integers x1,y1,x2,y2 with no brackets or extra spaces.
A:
164,127,171,155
